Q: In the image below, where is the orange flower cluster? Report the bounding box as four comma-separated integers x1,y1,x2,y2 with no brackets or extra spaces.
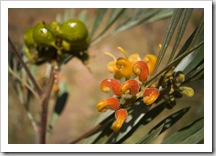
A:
96,47,160,132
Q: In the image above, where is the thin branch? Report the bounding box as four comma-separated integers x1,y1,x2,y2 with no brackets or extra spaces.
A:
8,66,40,99
39,67,55,144
8,37,42,95
68,113,114,144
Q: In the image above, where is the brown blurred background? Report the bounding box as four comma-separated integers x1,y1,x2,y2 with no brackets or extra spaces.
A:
8,8,204,144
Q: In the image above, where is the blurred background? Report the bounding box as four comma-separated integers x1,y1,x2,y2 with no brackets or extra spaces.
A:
8,8,204,144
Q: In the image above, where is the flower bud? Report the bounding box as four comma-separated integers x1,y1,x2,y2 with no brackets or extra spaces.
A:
120,79,139,96
100,78,121,96
143,88,160,105
143,54,157,75
111,109,128,132
132,61,149,82
96,97,120,112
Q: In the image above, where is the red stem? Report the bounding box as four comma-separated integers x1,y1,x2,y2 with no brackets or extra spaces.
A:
39,68,55,144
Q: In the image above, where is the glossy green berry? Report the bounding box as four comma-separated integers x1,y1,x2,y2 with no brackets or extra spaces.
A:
24,27,35,48
47,21,61,36
32,22,56,47
59,19,89,43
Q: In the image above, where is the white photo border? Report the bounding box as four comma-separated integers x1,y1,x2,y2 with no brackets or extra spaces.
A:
1,0,212,153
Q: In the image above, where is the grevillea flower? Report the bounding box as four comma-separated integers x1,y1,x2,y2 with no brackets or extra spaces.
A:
105,47,141,80
96,97,120,112
132,61,149,82
111,108,128,132
97,46,162,132
143,54,157,75
120,79,139,96
100,78,121,96
115,57,133,79
143,88,160,105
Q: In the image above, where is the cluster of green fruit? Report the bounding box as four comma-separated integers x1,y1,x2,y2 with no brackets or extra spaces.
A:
23,19,90,64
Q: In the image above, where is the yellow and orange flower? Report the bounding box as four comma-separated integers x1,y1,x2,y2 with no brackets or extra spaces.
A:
105,47,141,80
111,108,128,132
143,88,160,105
96,97,120,112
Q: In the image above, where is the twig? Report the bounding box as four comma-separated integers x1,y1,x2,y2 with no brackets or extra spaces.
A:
39,67,55,144
8,37,42,95
8,66,40,99
69,113,114,144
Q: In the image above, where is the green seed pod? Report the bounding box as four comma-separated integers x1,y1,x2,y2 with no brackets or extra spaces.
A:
33,22,56,47
59,19,89,43
24,27,35,48
47,21,61,36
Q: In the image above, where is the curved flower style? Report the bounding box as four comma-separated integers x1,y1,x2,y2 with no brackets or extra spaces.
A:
111,108,128,132
143,54,157,75
143,88,160,105
100,78,121,96
132,61,149,82
120,79,139,96
96,97,120,112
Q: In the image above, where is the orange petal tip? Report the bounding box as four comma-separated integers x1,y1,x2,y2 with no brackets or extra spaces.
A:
120,79,139,96
111,109,128,132
132,61,149,82
143,88,160,105
96,97,120,112
100,78,121,96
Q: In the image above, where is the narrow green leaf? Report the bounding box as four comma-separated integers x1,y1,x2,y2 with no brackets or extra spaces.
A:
90,9,107,37
180,127,204,144
114,9,167,34
154,8,184,74
175,28,197,59
113,9,146,32
162,117,204,144
174,45,203,74
184,64,204,83
183,46,204,75
137,123,164,144
149,107,191,135
63,9,75,21
113,8,128,28
91,8,126,45
78,9,87,22
130,9,147,21
144,9,173,23
188,15,204,50
167,9,193,64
